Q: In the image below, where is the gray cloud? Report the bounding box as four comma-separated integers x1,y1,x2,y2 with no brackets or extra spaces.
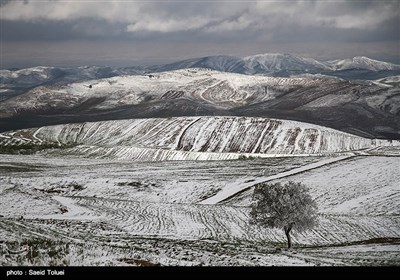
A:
2,0,398,37
1,0,399,68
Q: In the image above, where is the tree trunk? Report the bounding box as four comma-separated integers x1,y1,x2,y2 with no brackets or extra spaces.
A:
284,225,292,249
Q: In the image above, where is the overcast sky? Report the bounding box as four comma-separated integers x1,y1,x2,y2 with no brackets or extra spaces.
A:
1,0,399,68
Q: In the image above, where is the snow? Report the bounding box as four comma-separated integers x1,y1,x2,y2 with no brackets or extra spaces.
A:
0,66,54,79
1,66,397,143
2,55,399,109
1,116,387,163
280,156,400,216
375,75,400,84
0,152,399,266
153,53,400,80
37,196,101,220
199,155,353,204
1,59,399,266
150,53,400,76
243,53,331,73
325,56,400,71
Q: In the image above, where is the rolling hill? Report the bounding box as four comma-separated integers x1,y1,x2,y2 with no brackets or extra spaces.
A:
0,116,392,162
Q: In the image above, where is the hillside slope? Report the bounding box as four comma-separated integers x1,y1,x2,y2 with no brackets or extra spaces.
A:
0,116,389,161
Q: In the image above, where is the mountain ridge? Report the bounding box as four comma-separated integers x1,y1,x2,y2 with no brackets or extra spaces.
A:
2,54,399,101
146,53,400,76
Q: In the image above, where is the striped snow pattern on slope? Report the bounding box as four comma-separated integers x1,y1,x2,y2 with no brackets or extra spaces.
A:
0,116,385,160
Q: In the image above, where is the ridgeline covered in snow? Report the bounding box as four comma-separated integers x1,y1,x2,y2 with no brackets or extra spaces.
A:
0,116,394,161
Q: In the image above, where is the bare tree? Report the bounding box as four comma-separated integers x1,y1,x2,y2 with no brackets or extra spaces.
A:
250,181,318,249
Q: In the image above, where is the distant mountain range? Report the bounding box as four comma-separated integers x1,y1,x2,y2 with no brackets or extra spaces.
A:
1,54,400,100
146,54,400,77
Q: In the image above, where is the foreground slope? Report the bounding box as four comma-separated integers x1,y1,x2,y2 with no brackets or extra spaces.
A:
1,154,399,266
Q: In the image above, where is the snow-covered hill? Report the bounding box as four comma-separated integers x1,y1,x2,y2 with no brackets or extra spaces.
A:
147,53,400,79
1,68,398,139
146,53,332,75
0,69,330,117
0,66,62,85
0,65,141,101
2,54,397,101
242,53,331,74
0,116,391,161
326,56,400,71
147,55,243,73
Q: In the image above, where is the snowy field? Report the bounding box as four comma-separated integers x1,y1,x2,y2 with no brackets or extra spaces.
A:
1,153,399,266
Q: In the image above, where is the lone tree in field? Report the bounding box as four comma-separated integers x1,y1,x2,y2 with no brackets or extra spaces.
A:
250,181,318,249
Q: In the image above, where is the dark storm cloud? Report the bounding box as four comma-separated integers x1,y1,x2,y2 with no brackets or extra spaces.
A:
3,0,398,41
1,19,127,40
1,0,399,68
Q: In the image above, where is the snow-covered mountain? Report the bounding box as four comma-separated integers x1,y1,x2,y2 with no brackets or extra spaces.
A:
146,53,330,75
147,53,400,79
325,56,400,71
0,65,141,101
0,116,390,161
0,68,328,117
2,54,399,102
0,68,399,139
147,55,244,73
242,53,331,74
